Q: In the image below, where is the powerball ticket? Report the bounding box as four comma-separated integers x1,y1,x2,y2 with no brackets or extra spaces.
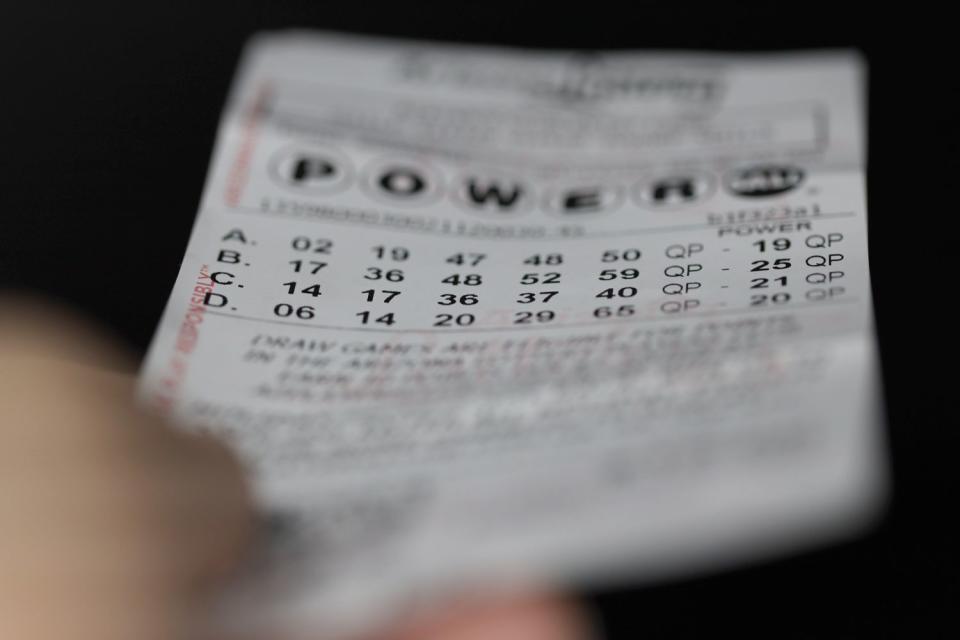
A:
140,32,885,636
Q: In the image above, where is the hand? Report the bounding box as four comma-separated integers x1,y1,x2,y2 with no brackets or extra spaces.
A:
0,298,595,640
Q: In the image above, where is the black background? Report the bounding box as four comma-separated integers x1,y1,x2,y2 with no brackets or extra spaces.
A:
1,2,955,637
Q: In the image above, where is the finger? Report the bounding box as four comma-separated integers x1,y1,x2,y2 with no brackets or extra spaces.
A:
377,594,598,640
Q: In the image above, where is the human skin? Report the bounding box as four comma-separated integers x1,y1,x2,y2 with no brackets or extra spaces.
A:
0,298,593,640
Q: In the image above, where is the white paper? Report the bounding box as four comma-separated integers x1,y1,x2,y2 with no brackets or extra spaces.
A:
140,32,884,637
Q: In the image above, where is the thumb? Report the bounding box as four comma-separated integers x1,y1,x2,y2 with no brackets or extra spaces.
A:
0,298,254,640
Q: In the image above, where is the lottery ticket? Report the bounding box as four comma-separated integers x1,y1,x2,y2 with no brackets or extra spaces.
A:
139,32,884,636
